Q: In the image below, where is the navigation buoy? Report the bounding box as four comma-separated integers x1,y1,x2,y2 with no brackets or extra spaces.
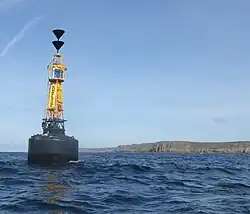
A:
27,29,79,165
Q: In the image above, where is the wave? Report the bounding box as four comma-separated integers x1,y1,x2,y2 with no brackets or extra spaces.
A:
0,152,249,213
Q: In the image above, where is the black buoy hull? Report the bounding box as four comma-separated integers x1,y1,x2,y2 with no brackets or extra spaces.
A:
28,134,79,165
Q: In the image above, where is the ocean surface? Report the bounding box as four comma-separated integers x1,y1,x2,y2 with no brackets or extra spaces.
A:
0,152,250,214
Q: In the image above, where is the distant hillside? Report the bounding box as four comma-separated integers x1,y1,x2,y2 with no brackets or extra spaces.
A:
79,147,116,152
115,143,155,152
80,140,250,153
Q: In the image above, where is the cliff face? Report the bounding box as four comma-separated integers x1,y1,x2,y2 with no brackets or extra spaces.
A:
148,141,250,153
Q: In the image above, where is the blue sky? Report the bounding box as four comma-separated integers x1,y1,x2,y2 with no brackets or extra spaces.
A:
0,0,250,151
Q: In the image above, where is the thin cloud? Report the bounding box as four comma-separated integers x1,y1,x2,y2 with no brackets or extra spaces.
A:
0,0,26,9
0,16,43,59
212,117,228,125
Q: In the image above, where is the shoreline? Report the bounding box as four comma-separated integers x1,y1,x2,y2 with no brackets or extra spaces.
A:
80,140,250,153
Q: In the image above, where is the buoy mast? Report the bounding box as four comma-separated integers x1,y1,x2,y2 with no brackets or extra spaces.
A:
42,29,67,136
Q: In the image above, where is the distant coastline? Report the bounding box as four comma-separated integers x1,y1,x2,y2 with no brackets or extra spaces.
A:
80,141,250,153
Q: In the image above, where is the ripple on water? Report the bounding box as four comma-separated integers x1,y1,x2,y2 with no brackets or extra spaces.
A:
0,152,249,213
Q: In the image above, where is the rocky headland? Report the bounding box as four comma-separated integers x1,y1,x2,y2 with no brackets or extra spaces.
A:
148,141,250,153
80,141,250,154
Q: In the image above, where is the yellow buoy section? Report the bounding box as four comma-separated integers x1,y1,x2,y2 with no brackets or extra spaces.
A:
46,53,67,120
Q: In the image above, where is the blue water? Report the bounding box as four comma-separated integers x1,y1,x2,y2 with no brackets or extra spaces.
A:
0,152,250,213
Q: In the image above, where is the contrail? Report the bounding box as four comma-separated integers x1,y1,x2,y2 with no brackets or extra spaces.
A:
0,16,43,58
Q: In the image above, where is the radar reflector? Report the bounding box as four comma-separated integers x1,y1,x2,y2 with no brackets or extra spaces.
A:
52,41,64,52
53,29,65,40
